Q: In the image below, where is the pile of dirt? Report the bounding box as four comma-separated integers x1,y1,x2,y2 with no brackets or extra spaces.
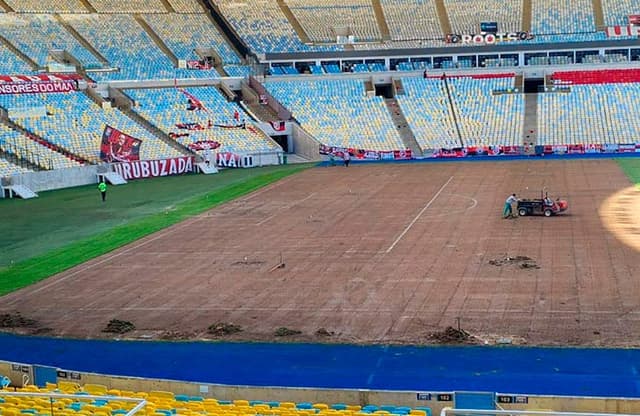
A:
489,255,539,269
274,327,302,337
102,319,135,334
208,322,243,336
0,312,37,328
315,327,335,337
429,326,476,344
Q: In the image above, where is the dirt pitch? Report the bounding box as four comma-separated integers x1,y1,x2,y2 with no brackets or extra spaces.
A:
3,159,640,346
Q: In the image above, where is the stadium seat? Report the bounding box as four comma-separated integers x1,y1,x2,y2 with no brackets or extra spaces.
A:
125,86,280,155
266,78,405,151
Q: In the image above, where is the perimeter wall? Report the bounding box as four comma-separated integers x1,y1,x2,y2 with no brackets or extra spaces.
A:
2,360,640,415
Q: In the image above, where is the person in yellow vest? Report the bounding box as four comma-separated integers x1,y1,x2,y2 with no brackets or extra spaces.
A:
98,179,107,202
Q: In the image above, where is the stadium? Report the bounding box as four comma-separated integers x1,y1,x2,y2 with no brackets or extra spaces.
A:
2,1,640,416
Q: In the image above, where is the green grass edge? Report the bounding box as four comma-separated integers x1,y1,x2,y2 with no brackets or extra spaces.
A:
617,158,640,186
0,165,310,296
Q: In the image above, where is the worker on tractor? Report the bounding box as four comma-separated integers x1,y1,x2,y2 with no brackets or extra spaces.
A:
503,193,518,219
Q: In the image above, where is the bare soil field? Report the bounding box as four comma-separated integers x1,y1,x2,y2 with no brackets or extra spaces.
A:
2,160,639,346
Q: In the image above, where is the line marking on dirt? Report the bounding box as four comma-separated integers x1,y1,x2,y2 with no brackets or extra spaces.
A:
386,175,454,253
255,192,316,225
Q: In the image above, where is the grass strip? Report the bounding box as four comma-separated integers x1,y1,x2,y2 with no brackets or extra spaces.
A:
617,158,640,186
0,166,308,295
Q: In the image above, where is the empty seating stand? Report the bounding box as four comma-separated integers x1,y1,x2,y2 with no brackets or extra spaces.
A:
0,383,433,416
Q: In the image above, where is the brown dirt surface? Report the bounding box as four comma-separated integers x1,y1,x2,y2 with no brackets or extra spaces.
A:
2,160,640,346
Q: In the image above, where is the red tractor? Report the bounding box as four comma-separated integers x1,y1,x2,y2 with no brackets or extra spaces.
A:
517,191,568,217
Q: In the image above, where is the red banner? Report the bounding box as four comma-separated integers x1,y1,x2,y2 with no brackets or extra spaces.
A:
0,74,82,83
320,145,413,161
112,156,195,180
269,121,286,132
188,140,221,151
186,60,212,70
0,74,81,95
100,125,142,163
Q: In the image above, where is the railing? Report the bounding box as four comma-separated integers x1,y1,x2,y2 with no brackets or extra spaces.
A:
0,391,146,416
441,408,640,416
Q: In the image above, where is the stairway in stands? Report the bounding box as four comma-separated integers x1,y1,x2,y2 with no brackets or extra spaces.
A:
592,0,605,29
54,14,109,68
433,0,452,36
371,0,391,41
276,0,311,44
522,86,538,146
0,36,39,71
134,14,178,67
521,0,532,32
0,0,13,12
384,98,422,156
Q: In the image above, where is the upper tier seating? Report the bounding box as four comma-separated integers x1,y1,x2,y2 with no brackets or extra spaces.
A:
212,0,340,53
602,0,639,26
380,0,442,41
0,92,182,162
445,0,522,34
143,13,241,64
3,0,89,13
0,14,102,68
125,87,280,154
265,79,405,151
0,45,37,74
285,0,381,42
61,14,181,80
531,0,602,41
85,0,168,13
398,75,523,150
0,123,81,169
167,0,205,13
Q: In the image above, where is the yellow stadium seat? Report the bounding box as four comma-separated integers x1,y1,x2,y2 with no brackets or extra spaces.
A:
83,384,108,395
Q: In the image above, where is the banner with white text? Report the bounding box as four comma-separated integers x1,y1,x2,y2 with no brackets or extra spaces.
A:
112,156,195,180
0,74,81,95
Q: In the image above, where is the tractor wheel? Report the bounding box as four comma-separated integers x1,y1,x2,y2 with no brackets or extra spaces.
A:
544,209,552,217
518,208,527,217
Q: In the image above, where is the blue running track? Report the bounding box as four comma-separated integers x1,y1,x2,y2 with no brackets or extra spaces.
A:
0,333,639,397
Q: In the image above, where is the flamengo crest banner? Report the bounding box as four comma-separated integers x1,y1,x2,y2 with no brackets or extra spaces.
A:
100,125,142,163
0,74,81,95
112,156,195,180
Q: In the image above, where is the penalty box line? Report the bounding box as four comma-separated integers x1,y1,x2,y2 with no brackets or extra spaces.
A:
385,175,454,253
